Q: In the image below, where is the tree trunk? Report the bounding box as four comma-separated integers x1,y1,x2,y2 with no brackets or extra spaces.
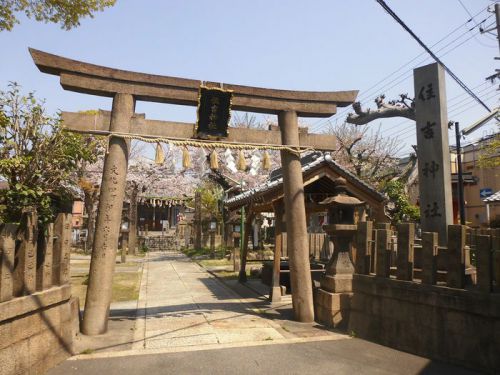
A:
128,186,138,255
238,212,254,283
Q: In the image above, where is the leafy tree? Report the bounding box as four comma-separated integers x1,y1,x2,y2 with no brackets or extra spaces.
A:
0,82,98,223
382,179,420,224
0,0,115,31
195,179,223,221
477,132,500,169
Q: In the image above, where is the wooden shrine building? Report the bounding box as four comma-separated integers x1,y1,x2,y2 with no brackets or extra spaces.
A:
224,152,388,301
133,196,189,232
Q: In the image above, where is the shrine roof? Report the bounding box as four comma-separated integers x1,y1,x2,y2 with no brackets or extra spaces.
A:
224,152,385,209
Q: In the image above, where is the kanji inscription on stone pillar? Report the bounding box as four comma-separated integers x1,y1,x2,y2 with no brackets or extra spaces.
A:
414,63,453,244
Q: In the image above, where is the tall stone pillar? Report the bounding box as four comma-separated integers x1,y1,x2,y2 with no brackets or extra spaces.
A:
82,93,134,335
414,63,452,245
278,111,314,322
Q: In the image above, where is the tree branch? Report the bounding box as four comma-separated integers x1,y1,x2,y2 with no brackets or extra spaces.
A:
346,94,415,125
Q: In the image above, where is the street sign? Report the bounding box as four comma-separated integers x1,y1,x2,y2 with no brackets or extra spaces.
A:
480,188,493,198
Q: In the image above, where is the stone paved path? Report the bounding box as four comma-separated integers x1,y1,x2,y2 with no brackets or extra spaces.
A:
132,251,339,350
49,252,477,374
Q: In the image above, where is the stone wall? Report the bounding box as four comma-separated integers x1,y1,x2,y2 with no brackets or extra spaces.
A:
348,275,500,372
0,286,77,375
314,222,500,373
0,211,76,374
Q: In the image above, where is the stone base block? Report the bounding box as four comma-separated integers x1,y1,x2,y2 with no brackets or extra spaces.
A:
0,285,73,375
314,288,352,329
316,305,350,329
70,297,82,340
269,286,282,303
320,274,353,293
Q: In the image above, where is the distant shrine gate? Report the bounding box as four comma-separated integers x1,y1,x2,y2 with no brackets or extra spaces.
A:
30,48,358,335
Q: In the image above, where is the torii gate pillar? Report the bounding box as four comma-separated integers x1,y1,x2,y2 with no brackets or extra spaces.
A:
82,93,134,335
279,111,314,322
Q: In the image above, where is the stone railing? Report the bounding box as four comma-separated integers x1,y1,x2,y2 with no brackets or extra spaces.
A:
353,222,500,290
0,210,77,375
326,222,500,372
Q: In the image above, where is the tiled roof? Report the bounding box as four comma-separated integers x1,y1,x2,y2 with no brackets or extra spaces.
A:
224,153,385,207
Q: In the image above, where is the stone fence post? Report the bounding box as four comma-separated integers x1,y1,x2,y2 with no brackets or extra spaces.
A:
421,232,438,285
375,228,391,278
36,223,54,291
53,213,72,286
396,223,415,281
13,210,38,296
447,225,466,289
0,224,17,302
355,221,372,275
476,235,493,293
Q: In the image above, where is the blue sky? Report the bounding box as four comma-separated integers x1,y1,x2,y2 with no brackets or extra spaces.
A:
0,0,498,156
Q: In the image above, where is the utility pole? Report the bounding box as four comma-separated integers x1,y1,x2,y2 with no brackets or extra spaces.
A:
453,122,466,225
496,3,500,51
484,3,500,82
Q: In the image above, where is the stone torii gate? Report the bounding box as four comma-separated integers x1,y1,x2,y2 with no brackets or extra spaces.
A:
29,48,358,335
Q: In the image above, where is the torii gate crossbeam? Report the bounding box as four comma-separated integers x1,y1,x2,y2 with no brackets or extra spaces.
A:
30,48,358,334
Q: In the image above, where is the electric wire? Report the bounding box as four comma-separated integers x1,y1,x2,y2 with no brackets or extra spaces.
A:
309,8,489,131
311,16,492,133
309,7,492,132
375,0,491,112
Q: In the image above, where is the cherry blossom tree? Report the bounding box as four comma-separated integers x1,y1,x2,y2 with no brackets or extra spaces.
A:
326,121,402,186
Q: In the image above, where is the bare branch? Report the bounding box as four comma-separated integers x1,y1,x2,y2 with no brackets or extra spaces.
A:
346,94,415,125
327,122,402,186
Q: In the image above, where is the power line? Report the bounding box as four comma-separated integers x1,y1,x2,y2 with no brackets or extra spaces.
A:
373,86,500,147
458,0,498,45
381,82,496,137
321,15,492,133
394,92,499,148
316,29,490,134
324,9,498,150
309,6,491,133
312,17,492,133
375,0,491,112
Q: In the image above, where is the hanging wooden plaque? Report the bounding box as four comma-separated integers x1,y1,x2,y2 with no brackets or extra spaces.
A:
195,86,232,139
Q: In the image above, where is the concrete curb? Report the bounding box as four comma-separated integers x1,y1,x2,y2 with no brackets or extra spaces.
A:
131,253,149,350
69,334,350,360
202,265,264,298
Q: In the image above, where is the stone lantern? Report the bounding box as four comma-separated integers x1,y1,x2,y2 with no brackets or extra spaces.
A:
315,177,365,328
